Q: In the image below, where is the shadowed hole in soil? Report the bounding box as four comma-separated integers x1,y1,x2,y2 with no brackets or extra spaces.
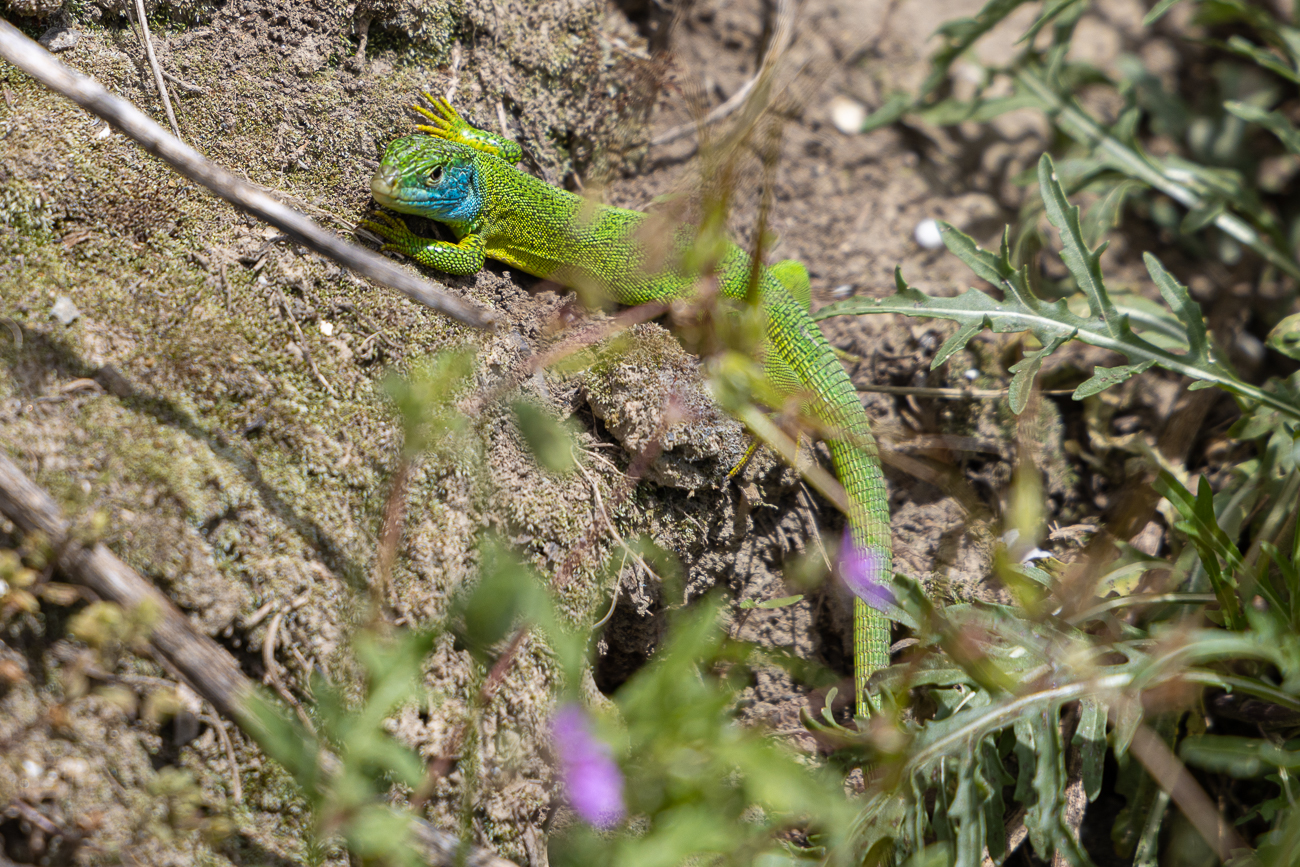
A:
593,591,664,695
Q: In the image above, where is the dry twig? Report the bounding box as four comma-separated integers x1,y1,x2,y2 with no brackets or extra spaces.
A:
129,0,181,140
0,452,520,867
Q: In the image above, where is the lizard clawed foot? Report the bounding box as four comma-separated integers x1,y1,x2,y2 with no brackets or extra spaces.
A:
413,93,473,143
358,211,420,254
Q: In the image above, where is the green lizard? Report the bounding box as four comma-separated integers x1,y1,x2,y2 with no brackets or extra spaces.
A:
363,97,893,715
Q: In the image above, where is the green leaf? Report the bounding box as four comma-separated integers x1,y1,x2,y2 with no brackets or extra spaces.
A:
919,0,1037,100
812,163,1300,423
452,537,552,660
1141,0,1184,25
860,93,911,133
739,594,804,610
939,222,1017,286
1074,699,1107,803
931,319,986,370
1180,734,1300,776
949,747,984,867
1020,0,1085,45
1225,35,1300,83
511,399,577,475
1016,709,1062,861
1111,699,1142,760
1072,360,1156,399
1153,471,1245,629
1038,154,1119,326
1224,100,1300,154
1267,312,1300,361
1180,199,1226,234
1082,178,1147,246
1008,332,1073,413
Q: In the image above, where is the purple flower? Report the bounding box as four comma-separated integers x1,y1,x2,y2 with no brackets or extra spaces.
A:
839,535,893,611
552,704,625,828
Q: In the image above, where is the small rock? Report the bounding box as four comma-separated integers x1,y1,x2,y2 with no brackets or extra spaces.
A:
51,295,80,324
828,95,866,135
914,218,944,250
38,22,80,52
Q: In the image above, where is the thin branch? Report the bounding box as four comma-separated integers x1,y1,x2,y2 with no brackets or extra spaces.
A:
161,71,208,95
858,384,1076,399
130,0,181,140
204,711,244,803
0,20,496,330
0,452,520,867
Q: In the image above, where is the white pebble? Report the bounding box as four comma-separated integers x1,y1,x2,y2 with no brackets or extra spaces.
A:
832,284,853,298
51,295,80,325
914,218,944,250
319,320,335,336
828,96,867,135
964,368,980,381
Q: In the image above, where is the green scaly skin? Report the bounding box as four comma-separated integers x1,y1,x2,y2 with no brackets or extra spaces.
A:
363,98,892,715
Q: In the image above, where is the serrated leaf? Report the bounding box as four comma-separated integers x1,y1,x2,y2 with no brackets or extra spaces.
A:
1082,178,1147,246
950,748,984,867
1008,332,1072,413
939,222,1015,286
1018,708,1065,862
1072,360,1156,399
980,736,1011,862
1038,155,1119,326
1012,717,1038,825
1154,471,1246,629
812,167,1300,424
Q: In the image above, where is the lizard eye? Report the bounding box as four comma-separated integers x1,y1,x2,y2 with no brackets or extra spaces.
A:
428,166,444,185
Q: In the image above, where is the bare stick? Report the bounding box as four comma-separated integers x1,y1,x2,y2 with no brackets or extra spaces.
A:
130,0,181,140
204,711,244,803
0,19,496,330
0,452,253,725
1128,721,1247,861
0,452,519,867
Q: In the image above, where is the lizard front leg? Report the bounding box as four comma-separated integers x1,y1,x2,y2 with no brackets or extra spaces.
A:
361,212,487,276
413,95,525,165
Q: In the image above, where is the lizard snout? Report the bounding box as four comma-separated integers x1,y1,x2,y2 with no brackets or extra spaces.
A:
370,166,401,206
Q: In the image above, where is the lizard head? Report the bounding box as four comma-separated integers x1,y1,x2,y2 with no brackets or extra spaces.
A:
371,136,482,225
